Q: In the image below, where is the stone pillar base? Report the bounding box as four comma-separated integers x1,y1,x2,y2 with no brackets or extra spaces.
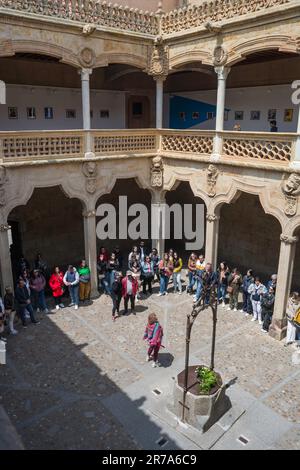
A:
269,318,287,341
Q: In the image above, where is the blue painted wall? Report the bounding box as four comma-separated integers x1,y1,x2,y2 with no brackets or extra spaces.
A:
170,95,217,129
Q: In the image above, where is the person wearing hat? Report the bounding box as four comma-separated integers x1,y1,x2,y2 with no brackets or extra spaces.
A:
122,271,138,314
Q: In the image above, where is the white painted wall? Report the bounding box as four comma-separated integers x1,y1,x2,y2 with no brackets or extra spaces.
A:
164,84,298,132
0,84,126,131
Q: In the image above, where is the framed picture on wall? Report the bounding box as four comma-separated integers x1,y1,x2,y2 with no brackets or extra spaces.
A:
206,112,214,120
268,109,277,121
66,109,76,119
44,107,53,119
8,107,18,119
284,108,293,122
27,107,36,119
100,110,109,118
235,111,244,120
192,112,199,120
250,110,260,120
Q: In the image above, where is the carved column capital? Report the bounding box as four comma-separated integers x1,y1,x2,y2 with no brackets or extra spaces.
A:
0,223,11,232
82,210,96,218
214,66,231,81
280,233,299,244
206,214,220,222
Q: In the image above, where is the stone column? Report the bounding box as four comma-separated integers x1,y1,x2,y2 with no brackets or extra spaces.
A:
80,68,93,155
155,77,164,129
151,190,166,258
290,104,300,169
0,223,13,292
83,209,98,298
205,213,220,270
212,66,230,159
269,233,298,341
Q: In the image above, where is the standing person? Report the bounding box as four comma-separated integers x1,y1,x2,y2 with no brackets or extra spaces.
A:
157,253,173,297
15,279,39,327
143,313,164,368
248,277,267,324
141,255,154,295
194,263,218,304
172,252,183,294
0,296,5,340
17,255,30,276
217,262,229,307
270,120,278,132
285,291,300,347
233,123,241,131
78,260,91,304
106,253,119,290
49,267,65,310
34,253,49,279
196,253,206,272
113,246,123,273
241,269,254,315
30,269,49,315
111,271,122,321
261,286,275,333
129,258,142,301
267,274,277,293
63,265,79,310
150,248,160,283
187,253,197,294
122,271,138,315
99,247,109,263
4,287,17,335
139,241,146,264
128,246,140,266
227,268,242,312
97,253,110,295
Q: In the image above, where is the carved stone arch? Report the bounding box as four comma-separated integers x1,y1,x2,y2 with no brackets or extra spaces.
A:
0,39,80,68
169,50,213,70
213,179,285,231
226,35,300,67
94,53,148,70
164,174,210,209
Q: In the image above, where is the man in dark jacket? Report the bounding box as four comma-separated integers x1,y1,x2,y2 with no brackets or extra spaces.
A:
241,269,254,315
261,286,275,333
111,272,123,320
15,279,39,327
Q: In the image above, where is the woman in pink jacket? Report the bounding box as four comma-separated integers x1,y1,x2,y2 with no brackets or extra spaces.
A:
143,313,164,368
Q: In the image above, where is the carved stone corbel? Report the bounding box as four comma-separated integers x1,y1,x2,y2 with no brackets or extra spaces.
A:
82,161,97,194
0,166,8,206
281,173,300,216
147,42,169,81
82,24,96,36
280,234,299,244
151,156,164,188
213,45,228,66
207,164,219,197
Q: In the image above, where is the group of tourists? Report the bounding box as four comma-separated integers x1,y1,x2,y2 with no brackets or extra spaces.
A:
1,244,300,356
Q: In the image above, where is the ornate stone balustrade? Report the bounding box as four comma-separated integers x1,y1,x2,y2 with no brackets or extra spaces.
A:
161,130,214,155
0,130,83,159
222,131,294,163
161,0,291,35
0,0,159,36
0,129,296,168
93,130,157,154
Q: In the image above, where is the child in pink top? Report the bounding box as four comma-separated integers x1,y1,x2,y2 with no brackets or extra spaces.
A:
143,313,164,368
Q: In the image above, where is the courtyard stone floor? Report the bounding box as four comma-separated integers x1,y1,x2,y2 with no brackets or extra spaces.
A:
0,279,300,450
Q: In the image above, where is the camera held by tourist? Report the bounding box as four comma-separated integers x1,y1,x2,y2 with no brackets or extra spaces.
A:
143,313,164,368
285,291,300,347
63,265,79,310
78,260,91,304
217,262,230,307
248,277,267,324
260,286,275,333
241,269,254,316
49,267,65,310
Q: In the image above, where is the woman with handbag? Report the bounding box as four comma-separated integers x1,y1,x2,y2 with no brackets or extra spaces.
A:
285,291,300,347
217,262,230,307
49,266,65,310
157,253,173,296
78,260,91,303
227,268,242,312
141,255,154,295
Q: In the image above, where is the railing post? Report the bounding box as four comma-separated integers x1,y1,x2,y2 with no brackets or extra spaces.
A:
212,66,230,161
290,104,300,169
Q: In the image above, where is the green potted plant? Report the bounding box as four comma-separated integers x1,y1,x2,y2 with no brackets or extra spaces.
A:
195,366,221,395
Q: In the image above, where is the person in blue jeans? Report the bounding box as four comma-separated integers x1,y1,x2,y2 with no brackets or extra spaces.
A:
193,263,218,304
217,261,230,307
241,269,254,316
63,265,79,310
187,253,197,294
157,253,173,296
15,278,39,328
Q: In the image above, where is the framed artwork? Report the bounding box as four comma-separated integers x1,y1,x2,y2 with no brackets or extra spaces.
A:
235,111,243,120
8,107,18,119
224,110,229,121
179,112,186,121
284,108,293,122
250,110,260,120
100,110,109,118
206,112,214,120
44,107,53,119
192,112,199,120
268,109,277,121
66,109,76,119
27,107,36,119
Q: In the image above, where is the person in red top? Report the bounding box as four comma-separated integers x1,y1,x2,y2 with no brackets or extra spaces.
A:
143,313,164,367
49,266,65,310
122,271,138,315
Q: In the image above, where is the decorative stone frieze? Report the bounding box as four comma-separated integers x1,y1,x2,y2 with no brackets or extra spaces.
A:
148,41,169,81
151,156,163,188
281,173,300,216
82,161,97,194
207,164,219,197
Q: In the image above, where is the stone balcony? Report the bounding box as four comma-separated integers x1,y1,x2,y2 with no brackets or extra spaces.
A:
0,129,297,171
